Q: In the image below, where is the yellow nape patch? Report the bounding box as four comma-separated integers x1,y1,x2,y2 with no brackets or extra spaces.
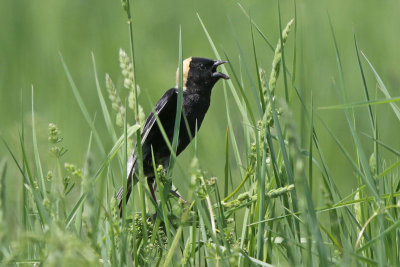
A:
176,57,192,90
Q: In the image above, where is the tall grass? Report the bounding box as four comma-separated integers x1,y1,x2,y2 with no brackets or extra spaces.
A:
1,1,400,266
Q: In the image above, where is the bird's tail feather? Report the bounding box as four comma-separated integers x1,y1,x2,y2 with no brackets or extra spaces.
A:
117,156,138,217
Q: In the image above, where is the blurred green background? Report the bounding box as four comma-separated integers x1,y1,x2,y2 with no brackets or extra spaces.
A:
1,0,400,214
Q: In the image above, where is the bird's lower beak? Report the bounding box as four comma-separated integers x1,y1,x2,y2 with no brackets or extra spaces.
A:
212,60,230,80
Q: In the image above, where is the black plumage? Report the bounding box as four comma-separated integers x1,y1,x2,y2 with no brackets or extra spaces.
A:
117,57,229,214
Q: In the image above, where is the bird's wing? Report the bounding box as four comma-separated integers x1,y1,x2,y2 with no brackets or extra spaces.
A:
126,88,178,176
117,88,178,208
140,88,178,145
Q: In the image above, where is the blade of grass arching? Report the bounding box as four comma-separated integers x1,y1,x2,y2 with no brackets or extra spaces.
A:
197,14,248,118
362,134,400,157
199,18,251,172
60,54,105,155
354,34,374,132
250,16,266,111
93,124,139,182
31,86,46,199
228,17,263,116
237,3,274,50
328,20,380,202
308,96,314,192
328,18,364,210
319,223,342,253
20,133,49,228
223,83,244,177
277,0,290,102
168,27,183,174
163,226,183,267
251,191,400,225
319,115,377,196
91,53,118,143
357,219,400,253
361,51,400,121
263,24,342,208
19,95,30,238
328,16,344,89
276,60,349,249
240,4,303,107
65,193,87,229
374,111,380,178
330,24,379,258
223,160,255,202
224,53,257,127
312,127,346,203
317,115,376,246
319,97,400,110
350,252,378,266
376,159,400,179
20,95,28,233
3,137,50,226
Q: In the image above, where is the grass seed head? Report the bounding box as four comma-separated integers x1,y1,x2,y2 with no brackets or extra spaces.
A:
267,184,294,198
268,18,293,96
105,74,122,112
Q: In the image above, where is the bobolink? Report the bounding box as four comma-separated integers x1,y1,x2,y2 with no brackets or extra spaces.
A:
117,57,229,215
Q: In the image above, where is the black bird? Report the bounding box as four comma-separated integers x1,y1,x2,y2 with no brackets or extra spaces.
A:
117,57,229,215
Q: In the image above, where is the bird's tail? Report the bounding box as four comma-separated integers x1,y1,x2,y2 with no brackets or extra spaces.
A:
117,156,138,217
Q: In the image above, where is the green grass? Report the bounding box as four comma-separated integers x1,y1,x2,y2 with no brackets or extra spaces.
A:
1,0,400,266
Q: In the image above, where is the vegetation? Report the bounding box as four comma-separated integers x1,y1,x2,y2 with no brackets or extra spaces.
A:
1,0,400,266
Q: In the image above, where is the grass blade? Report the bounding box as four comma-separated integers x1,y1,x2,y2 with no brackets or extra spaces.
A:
31,86,47,199
60,53,106,155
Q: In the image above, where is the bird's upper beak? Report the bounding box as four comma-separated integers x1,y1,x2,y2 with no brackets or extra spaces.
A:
211,60,230,80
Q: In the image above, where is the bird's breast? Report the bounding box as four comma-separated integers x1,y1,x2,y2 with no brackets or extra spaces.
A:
182,94,210,129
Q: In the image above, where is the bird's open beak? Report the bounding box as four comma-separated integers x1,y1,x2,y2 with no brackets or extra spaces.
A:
212,60,230,80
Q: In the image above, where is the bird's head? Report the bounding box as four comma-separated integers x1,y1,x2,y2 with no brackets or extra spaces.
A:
176,57,229,93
